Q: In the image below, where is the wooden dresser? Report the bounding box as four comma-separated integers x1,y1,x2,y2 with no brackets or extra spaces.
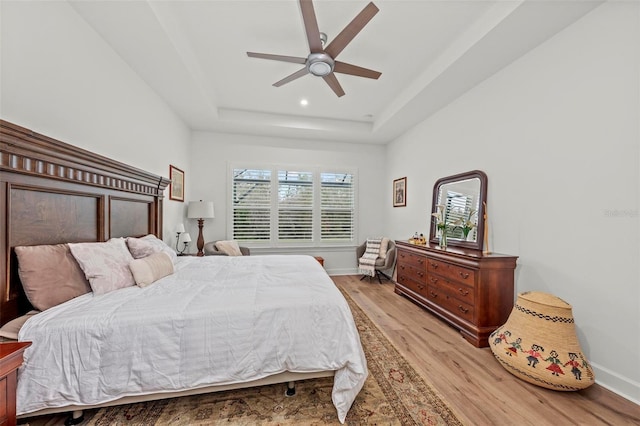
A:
395,241,517,348
1,342,31,426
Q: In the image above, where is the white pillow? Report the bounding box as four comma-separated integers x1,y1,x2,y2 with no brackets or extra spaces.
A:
129,252,174,288
379,237,390,260
69,238,136,295
126,234,177,264
215,240,243,256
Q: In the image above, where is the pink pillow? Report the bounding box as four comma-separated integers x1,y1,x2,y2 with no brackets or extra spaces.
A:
69,238,136,295
15,244,92,310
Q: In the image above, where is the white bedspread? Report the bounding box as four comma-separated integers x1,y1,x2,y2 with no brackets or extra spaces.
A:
17,255,367,423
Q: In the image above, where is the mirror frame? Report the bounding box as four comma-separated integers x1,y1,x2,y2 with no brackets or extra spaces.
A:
429,170,488,251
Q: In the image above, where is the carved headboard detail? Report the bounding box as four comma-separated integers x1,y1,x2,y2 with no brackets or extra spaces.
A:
1,120,170,326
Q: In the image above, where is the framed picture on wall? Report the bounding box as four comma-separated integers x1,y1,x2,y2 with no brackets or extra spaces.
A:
393,177,406,207
169,165,184,202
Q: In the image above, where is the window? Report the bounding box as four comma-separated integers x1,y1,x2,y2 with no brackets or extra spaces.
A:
278,170,313,241
232,169,271,240
444,190,474,239
230,166,356,245
321,172,354,241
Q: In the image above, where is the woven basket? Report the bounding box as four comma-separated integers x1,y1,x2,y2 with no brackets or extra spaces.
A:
489,291,595,391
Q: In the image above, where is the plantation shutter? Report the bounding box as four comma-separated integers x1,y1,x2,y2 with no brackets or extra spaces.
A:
232,168,271,241
278,170,313,241
321,172,355,242
445,190,472,239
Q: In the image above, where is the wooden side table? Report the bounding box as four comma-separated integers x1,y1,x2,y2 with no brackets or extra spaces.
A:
314,256,324,267
1,342,31,426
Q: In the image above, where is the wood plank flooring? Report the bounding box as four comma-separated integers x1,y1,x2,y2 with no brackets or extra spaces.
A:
334,275,639,425
19,275,640,425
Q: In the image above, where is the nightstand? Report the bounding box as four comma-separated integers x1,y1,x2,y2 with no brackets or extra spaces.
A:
1,342,31,426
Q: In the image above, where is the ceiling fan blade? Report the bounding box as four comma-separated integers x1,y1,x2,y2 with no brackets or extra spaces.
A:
324,2,379,59
247,52,307,64
323,73,345,97
334,61,381,79
299,0,323,53
273,67,309,87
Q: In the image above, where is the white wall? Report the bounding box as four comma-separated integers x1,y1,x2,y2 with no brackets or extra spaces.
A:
0,1,191,242
386,2,639,402
189,131,387,274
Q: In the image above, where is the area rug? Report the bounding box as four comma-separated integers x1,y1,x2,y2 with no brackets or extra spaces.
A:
61,289,462,425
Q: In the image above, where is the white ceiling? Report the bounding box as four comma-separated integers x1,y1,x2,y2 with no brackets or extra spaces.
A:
69,0,602,145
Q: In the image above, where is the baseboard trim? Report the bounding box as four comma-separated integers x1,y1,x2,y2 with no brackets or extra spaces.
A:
590,361,640,405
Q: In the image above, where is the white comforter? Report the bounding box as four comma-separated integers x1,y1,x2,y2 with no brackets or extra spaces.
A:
17,255,367,423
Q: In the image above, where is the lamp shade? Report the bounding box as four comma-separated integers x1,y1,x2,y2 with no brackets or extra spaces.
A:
181,233,192,243
175,223,185,233
188,201,214,219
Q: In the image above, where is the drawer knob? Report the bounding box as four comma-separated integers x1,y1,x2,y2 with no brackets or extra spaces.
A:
417,271,424,277
458,288,469,296
430,291,438,298
418,284,425,290
458,305,469,314
400,265,406,270
418,259,424,264
429,277,438,283
459,271,470,279
430,262,438,268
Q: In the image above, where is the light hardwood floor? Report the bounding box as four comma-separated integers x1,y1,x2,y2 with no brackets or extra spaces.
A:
19,275,640,425
333,275,639,426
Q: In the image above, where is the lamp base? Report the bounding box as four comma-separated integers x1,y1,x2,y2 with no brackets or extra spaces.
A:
196,218,205,256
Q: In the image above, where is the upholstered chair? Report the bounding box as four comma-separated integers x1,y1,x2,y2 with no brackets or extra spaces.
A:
356,239,396,283
203,241,251,256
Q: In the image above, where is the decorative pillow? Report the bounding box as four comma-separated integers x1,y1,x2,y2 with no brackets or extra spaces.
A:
126,234,177,264
69,238,136,295
379,237,390,260
215,240,243,256
14,243,92,311
0,310,39,340
129,252,174,288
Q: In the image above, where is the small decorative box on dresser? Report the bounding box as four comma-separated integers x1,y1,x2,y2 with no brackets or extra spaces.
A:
395,241,517,348
1,342,31,426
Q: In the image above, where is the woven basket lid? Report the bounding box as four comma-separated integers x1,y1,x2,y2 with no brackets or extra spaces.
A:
519,291,571,309
489,291,595,391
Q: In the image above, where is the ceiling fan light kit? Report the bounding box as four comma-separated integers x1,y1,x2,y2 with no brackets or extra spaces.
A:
247,0,381,97
307,52,334,77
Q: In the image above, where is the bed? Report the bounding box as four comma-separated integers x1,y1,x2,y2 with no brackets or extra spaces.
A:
0,120,367,423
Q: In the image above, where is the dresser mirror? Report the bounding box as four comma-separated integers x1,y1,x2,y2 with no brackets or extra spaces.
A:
429,170,488,251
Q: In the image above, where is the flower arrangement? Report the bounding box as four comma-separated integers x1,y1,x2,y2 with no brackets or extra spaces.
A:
431,204,450,248
455,208,477,239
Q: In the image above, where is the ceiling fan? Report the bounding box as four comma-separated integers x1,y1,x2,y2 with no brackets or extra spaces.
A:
247,0,381,97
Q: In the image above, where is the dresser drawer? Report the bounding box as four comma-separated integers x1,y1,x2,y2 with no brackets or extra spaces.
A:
397,274,427,296
397,250,426,269
427,258,476,285
426,284,474,323
427,274,475,305
397,262,426,284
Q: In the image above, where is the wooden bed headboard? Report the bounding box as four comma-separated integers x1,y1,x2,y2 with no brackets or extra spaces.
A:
0,120,170,326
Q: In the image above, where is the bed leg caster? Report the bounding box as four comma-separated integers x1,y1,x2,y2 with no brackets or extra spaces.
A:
285,381,296,397
64,410,85,425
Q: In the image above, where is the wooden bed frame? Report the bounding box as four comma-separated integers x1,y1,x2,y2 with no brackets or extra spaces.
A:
0,120,334,422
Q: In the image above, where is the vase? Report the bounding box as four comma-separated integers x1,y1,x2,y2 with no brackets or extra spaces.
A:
438,228,447,249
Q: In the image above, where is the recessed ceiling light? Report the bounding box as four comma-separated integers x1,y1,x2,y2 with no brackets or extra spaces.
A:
300,99,309,106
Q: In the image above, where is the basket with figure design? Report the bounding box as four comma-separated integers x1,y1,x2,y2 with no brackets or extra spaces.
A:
489,291,595,391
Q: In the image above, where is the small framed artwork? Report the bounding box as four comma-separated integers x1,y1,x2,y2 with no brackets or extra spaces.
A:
393,177,407,207
169,165,185,202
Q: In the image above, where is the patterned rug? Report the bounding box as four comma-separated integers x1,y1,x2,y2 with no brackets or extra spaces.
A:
31,289,462,425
